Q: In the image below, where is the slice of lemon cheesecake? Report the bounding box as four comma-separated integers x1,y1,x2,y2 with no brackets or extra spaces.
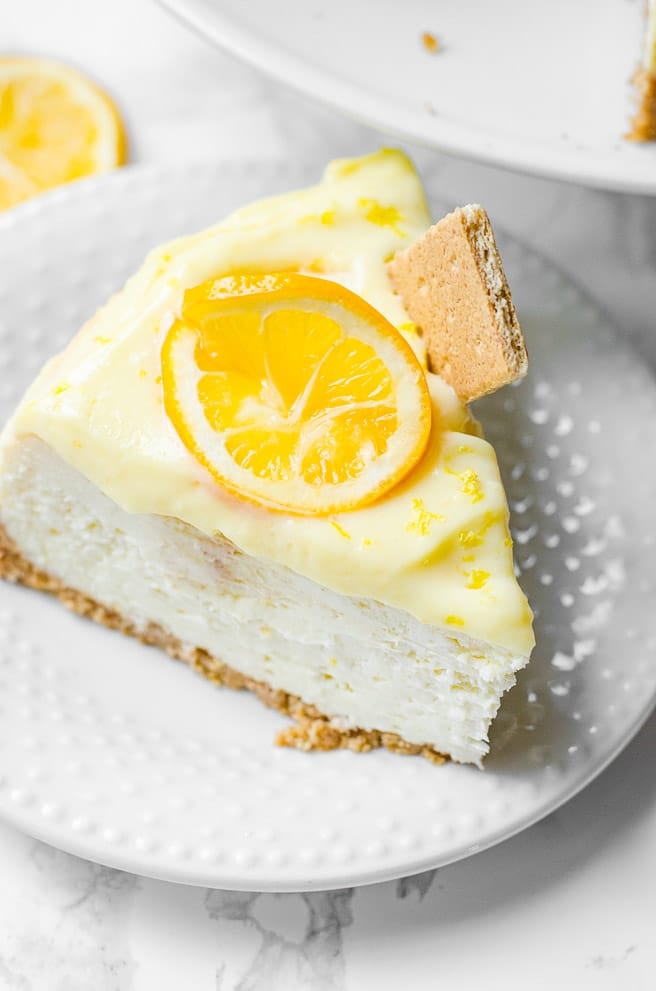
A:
0,150,534,765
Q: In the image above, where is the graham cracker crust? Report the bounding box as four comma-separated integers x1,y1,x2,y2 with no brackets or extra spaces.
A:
0,526,447,765
627,69,656,141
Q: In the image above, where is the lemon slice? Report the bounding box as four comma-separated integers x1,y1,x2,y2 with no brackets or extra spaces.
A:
161,273,432,514
0,56,126,210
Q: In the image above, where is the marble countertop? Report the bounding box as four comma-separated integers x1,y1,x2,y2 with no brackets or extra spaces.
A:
2,1,656,987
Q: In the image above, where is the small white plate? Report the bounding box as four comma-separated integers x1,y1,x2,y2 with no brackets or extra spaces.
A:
160,0,656,194
0,161,654,891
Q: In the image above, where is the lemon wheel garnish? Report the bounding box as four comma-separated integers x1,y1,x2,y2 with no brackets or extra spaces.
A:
0,56,126,211
161,273,432,515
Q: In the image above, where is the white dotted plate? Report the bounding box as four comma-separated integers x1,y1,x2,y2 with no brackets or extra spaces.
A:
0,161,654,891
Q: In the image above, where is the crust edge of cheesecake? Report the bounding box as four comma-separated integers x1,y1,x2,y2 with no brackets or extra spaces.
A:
627,68,656,141
0,524,449,765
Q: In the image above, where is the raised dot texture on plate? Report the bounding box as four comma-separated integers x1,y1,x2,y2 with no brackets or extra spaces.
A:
0,160,654,892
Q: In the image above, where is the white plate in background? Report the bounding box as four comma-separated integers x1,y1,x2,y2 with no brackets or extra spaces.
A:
159,0,656,194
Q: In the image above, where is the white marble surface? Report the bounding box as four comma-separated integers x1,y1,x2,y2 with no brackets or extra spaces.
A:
2,1,656,987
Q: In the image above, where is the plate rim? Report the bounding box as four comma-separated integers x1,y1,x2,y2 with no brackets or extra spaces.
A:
0,160,655,891
1,699,654,891
158,0,656,196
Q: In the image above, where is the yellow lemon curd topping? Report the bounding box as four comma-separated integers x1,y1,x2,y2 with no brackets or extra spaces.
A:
9,149,534,654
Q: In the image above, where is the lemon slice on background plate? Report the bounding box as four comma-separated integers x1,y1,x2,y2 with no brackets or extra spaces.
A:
161,272,432,515
0,56,125,211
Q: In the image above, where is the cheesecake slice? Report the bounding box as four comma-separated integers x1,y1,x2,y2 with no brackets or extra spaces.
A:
629,0,656,140
0,150,534,765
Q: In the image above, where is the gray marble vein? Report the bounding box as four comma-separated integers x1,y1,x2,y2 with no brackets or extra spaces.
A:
0,825,137,990
205,889,353,990
395,870,437,902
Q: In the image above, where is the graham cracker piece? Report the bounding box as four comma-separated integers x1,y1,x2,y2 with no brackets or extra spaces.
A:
388,204,527,402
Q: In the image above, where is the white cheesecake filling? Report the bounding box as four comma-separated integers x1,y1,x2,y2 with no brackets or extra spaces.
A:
0,436,529,765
